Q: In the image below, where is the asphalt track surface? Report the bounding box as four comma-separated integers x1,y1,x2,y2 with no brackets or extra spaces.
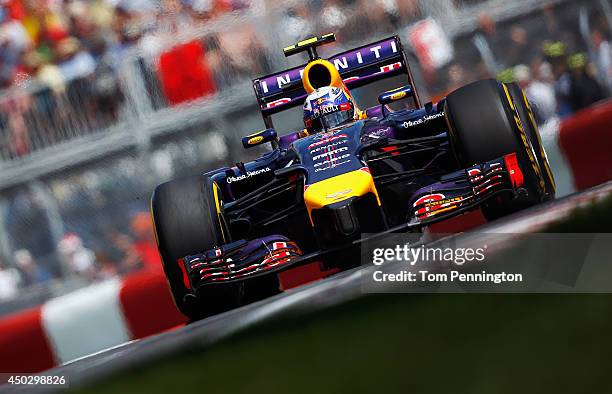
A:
3,181,612,393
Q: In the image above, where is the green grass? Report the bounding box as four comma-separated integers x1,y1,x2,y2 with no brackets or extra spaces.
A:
545,192,612,232
80,294,612,394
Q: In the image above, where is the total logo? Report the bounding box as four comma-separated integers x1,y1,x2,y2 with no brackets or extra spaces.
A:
227,167,271,183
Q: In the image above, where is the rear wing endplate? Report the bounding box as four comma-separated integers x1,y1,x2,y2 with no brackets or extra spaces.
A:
252,36,420,122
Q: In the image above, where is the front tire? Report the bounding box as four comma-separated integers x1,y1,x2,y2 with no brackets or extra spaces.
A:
151,175,241,320
505,82,556,200
445,79,551,221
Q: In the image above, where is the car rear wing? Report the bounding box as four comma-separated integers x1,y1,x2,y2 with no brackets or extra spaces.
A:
252,36,421,128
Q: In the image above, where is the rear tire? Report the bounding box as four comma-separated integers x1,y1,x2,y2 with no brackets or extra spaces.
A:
444,79,550,221
151,175,241,321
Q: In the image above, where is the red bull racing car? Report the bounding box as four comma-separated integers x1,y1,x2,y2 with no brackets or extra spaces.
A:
151,33,555,320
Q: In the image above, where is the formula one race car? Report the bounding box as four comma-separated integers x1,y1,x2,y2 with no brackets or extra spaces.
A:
152,33,555,320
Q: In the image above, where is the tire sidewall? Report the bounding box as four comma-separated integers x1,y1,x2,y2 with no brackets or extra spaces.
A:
499,82,547,203
151,175,227,318
444,79,548,219
505,82,556,200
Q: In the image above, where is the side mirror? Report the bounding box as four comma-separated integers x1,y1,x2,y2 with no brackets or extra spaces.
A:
242,128,278,149
377,85,414,106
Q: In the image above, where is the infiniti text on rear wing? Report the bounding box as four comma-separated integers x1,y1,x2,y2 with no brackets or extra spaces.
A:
253,36,417,118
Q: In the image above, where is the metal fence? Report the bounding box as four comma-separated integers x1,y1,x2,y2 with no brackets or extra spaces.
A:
1,0,609,165
0,0,610,312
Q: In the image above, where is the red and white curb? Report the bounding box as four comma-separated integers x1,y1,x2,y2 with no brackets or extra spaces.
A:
41,279,131,364
541,100,612,197
0,270,186,373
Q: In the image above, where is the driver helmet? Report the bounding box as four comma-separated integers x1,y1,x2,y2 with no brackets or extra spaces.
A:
303,86,355,133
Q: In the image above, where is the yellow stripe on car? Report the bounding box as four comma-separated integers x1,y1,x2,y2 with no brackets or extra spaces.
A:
503,83,545,192
212,182,227,242
298,37,318,47
503,83,515,111
150,198,160,248
522,90,556,192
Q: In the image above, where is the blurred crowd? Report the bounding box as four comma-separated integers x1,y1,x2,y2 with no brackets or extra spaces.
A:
0,210,161,301
495,10,610,122
0,0,609,160
0,0,426,159
431,3,611,124
0,0,255,91
0,0,261,159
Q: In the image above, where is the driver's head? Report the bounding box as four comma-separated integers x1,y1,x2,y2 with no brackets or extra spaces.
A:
303,86,355,133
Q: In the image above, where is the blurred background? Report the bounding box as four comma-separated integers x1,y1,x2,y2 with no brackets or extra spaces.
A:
0,0,609,315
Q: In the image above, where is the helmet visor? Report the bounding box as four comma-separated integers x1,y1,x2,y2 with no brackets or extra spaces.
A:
311,106,354,132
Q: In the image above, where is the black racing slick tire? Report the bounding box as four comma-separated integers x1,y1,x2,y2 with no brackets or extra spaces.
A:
151,175,240,321
444,79,550,221
505,82,556,200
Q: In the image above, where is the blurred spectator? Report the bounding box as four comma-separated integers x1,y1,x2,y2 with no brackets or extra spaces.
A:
14,249,52,286
278,6,313,44
567,52,605,112
590,28,611,94
58,233,96,281
0,260,20,301
206,25,268,89
0,8,31,88
95,251,119,280
319,0,348,31
505,27,533,67
544,41,573,117
55,37,96,81
447,63,468,92
396,0,422,26
108,231,143,272
130,212,162,271
515,63,557,125
89,35,123,120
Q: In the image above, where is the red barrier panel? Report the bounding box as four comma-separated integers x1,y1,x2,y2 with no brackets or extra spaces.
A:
119,270,187,339
159,40,217,105
0,306,55,373
558,101,612,190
